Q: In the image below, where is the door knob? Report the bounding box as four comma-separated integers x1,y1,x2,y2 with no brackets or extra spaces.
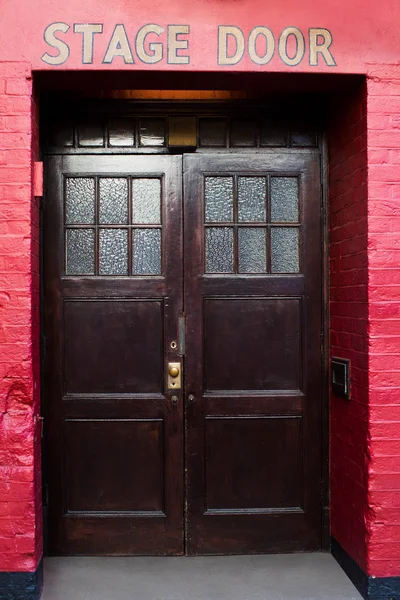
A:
169,365,180,378
168,362,182,389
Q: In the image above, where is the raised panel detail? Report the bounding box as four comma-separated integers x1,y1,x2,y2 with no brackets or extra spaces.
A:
204,298,301,391
64,300,163,394
205,416,303,511
65,419,164,513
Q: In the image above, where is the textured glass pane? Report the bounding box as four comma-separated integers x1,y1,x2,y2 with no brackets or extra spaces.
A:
99,229,128,275
238,228,266,273
271,177,299,223
108,119,135,147
139,119,165,146
199,119,227,147
205,177,233,223
133,229,161,275
78,123,104,147
132,179,161,224
65,178,95,224
230,120,257,147
99,178,128,224
205,228,234,273
271,227,300,273
238,177,266,222
66,229,95,275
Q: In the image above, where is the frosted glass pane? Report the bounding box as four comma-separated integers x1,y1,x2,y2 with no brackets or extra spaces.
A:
99,229,128,275
205,177,233,223
271,227,299,273
238,228,266,273
271,177,299,223
66,229,95,275
205,227,234,273
238,177,267,222
133,229,161,275
99,178,128,224
132,179,161,224
65,178,95,224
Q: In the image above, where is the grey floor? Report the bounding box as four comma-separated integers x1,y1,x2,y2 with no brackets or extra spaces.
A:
42,554,363,600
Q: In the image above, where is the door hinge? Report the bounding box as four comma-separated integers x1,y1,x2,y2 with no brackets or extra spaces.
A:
178,315,186,356
33,161,44,198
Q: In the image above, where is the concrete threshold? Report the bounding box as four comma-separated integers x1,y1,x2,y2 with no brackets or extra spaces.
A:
41,553,363,600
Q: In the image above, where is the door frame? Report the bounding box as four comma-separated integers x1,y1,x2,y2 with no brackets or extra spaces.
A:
40,99,331,553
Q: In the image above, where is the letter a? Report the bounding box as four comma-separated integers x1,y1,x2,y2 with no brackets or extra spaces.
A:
103,25,134,64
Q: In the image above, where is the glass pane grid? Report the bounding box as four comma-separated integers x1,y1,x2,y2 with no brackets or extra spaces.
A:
204,173,301,275
64,175,163,277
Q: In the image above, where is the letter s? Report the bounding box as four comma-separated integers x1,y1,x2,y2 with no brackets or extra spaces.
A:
42,23,70,65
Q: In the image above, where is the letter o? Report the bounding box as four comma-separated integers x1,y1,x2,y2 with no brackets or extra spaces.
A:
278,27,305,67
248,27,275,65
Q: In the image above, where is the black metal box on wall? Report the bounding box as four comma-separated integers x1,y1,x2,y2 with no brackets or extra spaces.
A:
331,358,351,399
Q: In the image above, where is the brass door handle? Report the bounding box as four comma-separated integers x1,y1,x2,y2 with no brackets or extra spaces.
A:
169,366,179,378
168,362,181,389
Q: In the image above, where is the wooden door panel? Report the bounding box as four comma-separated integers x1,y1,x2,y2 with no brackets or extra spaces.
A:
64,299,163,395
184,152,322,555
44,155,183,555
204,297,301,392
204,416,303,511
65,418,164,513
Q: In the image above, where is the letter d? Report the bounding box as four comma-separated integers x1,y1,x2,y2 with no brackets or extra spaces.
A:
218,26,245,65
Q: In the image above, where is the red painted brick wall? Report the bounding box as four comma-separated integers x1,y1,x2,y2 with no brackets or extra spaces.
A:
330,71,400,579
0,61,42,573
1,62,400,582
367,68,400,578
329,81,370,573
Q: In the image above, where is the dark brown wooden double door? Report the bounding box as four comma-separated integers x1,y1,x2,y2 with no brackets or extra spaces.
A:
44,151,322,555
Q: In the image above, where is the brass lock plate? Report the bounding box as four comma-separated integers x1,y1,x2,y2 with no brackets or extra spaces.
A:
167,362,182,390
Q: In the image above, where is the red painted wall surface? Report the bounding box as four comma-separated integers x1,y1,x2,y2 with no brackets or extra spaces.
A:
0,0,400,74
329,82,369,573
367,69,400,578
1,0,400,585
0,61,42,572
